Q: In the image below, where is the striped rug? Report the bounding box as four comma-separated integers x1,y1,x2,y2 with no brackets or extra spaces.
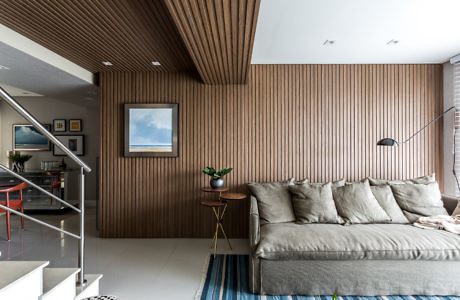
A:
196,254,460,300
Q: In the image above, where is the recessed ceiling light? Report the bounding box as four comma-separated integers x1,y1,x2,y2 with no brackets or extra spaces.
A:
0,64,10,70
84,96,94,101
387,39,399,45
323,40,335,46
152,61,161,66
102,61,113,66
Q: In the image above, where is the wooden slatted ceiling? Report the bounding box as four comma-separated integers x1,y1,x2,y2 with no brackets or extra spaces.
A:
100,64,444,238
164,0,261,84
0,0,193,72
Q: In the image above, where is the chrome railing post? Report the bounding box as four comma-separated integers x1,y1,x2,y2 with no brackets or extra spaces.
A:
77,166,86,285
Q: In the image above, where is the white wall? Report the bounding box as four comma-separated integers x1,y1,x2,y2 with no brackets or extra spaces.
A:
443,62,456,196
0,97,99,203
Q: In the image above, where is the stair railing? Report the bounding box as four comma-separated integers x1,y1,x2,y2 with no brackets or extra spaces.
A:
0,86,90,285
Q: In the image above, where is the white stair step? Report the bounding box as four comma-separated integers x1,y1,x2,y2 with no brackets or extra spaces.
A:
41,268,80,300
75,274,103,300
0,261,49,300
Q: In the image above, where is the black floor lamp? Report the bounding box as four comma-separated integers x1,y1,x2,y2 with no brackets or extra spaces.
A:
376,106,460,193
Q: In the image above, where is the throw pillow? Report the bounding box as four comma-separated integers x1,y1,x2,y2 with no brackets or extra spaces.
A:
289,182,342,224
390,182,448,222
248,180,296,223
453,201,460,217
370,185,409,223
333,181,391,224
368,174,435,186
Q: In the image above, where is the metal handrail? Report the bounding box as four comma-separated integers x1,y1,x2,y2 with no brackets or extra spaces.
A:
0,87,91,172
0,164,81,213
0,204,80,239
0,86,89,285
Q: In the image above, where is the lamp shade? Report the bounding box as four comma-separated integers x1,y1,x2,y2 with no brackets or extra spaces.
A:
376,138,398,146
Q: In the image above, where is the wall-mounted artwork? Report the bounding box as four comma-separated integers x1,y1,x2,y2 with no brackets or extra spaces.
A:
69,119,82,132
53,119,66,132
53,135,85,156
13,124,51,151
124,104,178,157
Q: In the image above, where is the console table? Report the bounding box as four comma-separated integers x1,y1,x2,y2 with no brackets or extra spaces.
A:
0,170,80,211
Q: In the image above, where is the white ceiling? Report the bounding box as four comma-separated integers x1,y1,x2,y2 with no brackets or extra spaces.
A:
0,41,99,107
252,0,460,64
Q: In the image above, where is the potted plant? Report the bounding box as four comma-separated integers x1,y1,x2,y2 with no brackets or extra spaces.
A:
202,166,233,189
8,152,32,173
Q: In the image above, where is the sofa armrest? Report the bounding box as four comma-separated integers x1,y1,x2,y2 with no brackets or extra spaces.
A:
249,196,260,250
442,194,459,215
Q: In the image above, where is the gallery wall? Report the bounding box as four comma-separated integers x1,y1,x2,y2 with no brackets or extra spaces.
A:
0,97,99,202
100,64,443,238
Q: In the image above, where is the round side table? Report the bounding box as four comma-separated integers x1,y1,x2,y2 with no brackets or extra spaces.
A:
200,187,230,257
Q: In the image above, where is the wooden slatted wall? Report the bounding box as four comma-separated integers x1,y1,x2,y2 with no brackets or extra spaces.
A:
100,64,443,238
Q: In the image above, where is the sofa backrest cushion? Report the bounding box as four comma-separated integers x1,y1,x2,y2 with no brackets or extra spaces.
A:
288,182,342,224
390,182,448,222
368,174,436,186
333,180,391,224
248,180,297,224
370,185,409,224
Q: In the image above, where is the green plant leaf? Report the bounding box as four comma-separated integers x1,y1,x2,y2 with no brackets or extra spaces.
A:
201,166,216,177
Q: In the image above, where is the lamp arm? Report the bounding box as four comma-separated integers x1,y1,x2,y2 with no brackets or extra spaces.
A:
401,106,455,144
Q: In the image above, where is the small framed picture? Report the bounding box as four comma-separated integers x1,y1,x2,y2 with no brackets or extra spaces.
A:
53,119,66,132
53,135,85,156
69,119,82,132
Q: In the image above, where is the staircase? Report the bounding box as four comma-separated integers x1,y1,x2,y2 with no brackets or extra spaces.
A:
0,86,103,299
0,261,102,300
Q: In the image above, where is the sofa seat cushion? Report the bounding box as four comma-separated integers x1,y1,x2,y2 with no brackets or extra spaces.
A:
255,223,460,260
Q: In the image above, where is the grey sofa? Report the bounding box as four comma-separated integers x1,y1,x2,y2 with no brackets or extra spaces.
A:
249,194,460,296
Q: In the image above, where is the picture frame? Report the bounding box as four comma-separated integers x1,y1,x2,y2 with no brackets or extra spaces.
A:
13,124,51,151
69,119,82,132
53,135,85,156
53,119,66,132
124,103,178,157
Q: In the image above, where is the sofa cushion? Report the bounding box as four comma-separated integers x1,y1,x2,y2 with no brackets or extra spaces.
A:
255,223,460,260
454,201,460,217
370,185,409,224
248,180,297,223
333,181,391,224
368,174,435,186
289,182,341,224
390,182,448,221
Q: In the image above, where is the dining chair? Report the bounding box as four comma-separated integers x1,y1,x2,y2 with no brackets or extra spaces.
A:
0,182,28,240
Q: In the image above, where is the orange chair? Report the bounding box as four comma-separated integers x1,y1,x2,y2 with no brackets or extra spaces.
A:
0,182,27,240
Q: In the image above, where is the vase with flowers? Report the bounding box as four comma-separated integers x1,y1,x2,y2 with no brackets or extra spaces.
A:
8,151,32,173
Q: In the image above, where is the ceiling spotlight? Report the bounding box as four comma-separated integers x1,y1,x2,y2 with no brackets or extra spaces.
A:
387,39,399,45
0,64,10,70
102,61,113,66
323,40,335,46
152,61,161,66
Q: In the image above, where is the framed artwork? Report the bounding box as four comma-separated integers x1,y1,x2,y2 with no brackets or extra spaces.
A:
53,135,85,156
13,124,51,151
53,119,66,132
69,119,82,132
124,103,178,157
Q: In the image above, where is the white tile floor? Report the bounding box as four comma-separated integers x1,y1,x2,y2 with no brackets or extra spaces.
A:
0,209,250,300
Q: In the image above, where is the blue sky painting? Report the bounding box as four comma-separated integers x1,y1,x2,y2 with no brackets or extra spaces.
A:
129,108,173,152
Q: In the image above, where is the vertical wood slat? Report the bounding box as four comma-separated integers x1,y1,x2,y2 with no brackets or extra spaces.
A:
100,64,444,238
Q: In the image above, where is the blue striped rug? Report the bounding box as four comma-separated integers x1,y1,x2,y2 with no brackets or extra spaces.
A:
196,255,460,300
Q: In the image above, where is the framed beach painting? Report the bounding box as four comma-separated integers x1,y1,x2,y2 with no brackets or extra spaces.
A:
124,103,178,157
13,124,51,151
